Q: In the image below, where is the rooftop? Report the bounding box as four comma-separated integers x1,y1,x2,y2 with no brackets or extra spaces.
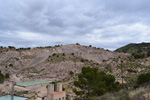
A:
0,95,28,100
52,91,64,95
16,80,52,87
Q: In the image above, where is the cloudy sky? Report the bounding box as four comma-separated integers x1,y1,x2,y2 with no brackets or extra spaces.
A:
0,0,150,50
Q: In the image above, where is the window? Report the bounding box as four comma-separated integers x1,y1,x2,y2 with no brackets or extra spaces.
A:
62,97,64,100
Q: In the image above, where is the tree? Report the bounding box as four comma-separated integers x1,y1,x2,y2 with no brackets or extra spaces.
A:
76,43,80,45
8,46,15,49
0,71,5,83
137,73,150,85
89,45,92,47
73,66,121,98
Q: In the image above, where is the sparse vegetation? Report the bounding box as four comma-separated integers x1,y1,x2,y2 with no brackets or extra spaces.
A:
23,55,35,59
16,47,31,50
127,69,137,73
115,43,150,53
22,66,42,74
55,45,60,47
94,87,150,100
46,53,94,65
132,53,146,59
0,70,9,83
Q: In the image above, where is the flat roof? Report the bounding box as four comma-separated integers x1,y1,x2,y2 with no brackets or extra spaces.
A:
0,95,28,100
16,80,52,87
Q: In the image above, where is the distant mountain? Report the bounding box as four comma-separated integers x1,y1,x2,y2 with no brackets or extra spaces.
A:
115,42,150,54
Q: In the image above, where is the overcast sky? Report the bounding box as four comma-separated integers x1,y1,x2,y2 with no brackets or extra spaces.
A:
0,0,150,50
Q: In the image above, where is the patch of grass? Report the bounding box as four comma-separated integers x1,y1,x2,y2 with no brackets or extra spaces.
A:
23,55,35,59
23,66,42,74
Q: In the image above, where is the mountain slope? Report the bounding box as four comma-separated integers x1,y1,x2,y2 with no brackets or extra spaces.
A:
0,44,129,81
115,42,150,54
1,44,150,97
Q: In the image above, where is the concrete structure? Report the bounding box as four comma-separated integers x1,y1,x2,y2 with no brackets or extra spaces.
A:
0,95,28,100
9,80,66,100
47,83,66,100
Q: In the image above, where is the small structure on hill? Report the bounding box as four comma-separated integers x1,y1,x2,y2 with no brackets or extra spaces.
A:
15,80,66,100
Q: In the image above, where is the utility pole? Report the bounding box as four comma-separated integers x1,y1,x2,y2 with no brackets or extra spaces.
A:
10,81,16,100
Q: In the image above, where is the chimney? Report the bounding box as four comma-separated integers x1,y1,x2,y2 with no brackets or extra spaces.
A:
47,84,54,100
47,84,54,94
57,83,62,91
54,79,57,91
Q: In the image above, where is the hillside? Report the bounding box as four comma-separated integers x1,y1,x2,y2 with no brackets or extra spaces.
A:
1,44,150,83
1,44,150,82
0,44,129,82
115,42,150,54
1,44,150,98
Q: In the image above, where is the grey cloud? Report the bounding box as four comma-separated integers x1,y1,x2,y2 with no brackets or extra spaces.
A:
0,0,150,50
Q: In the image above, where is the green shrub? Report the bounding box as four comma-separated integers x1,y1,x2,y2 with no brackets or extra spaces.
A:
127,69,137,73
0,71,5,83
62,53,65,56
52,53,57,56
132,53,146,59
9,64,13,67
69,71,74,76
137,73,150,85
71,53,74,56
62,86,65,91
80,59,85,62
147,51,150,57
5,73,10,79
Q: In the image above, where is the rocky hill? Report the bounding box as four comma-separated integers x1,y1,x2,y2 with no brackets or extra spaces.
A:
1,44,150,83
0,44,130,82
1,44,150,97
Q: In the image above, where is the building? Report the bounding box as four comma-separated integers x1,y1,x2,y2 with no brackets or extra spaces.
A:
47,82,66,100
14,80,66,100
0,95,28,100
